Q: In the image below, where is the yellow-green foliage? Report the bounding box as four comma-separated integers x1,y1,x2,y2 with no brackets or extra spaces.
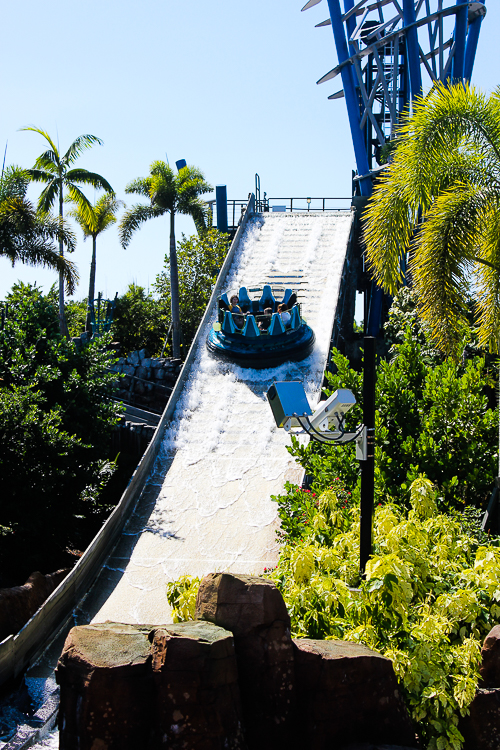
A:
166,575,200,623
271,476,498,750
165,477,499,750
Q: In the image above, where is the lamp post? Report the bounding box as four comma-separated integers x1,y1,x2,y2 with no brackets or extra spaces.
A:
360,336,376,575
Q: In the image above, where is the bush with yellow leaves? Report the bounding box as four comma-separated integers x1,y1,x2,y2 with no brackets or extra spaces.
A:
165,476,499,749
270,475,499,750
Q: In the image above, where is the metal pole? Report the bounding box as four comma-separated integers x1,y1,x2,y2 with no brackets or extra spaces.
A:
464,2,486,82
326,0,372,197
402,0,422,99
452,0,468,81
360,336,376,576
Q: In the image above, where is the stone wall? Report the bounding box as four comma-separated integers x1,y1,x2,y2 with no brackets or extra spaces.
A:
109,350,182,414
0,570,70,642
459,624,500,750
57,573,419,750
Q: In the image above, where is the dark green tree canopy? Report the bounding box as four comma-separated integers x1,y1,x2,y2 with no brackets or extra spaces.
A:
0,284,120,580
154,228,229,351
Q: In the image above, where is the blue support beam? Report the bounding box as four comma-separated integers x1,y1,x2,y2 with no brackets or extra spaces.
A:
326,0,372,197
452,0,469,81
464,2,486,81
402,0,422,99
304,0,486,338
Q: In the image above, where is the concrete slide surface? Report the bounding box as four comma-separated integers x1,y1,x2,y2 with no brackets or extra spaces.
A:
70,211,353,626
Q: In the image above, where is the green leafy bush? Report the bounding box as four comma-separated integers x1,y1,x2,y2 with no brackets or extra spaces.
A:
112,283,167,356
0,283,120,581
289,330,497,511
164,477,499,749
154,228,230,355
166,575,200,622
269,476,500,750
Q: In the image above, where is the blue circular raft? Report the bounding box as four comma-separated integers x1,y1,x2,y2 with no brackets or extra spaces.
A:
206,284,316,369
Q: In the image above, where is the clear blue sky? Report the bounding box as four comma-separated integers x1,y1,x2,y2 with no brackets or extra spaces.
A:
0,0,498,301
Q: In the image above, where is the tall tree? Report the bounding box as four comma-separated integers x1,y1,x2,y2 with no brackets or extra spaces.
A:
154,228,230,352
363,82,500,356
68,193,123,332
22,127,113,336
0,165,78,293
119,161,212,359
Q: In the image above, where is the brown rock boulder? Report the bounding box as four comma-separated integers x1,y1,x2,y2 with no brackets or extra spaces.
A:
56,620,245,750
149,621,245,749
0,569,69,640
196,572,296,749
57,622,154,750
293,639,418,750
459,687,500,750
480,624,500,687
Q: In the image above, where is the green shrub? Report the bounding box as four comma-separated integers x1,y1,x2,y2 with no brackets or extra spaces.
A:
289,331,497,511
168,479,500,750
112,283,167,356
269,476,500,750
0,283,120,580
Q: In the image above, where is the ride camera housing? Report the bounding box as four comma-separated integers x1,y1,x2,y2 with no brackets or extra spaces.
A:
267,381,367,457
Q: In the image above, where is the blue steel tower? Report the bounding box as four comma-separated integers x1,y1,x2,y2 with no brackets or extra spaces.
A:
302,0,487,332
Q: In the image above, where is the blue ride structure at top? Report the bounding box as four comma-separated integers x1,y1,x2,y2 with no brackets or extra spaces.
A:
301,0,487,333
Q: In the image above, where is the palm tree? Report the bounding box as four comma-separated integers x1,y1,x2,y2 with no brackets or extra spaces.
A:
119,161,212,359
363,82,500,357
0,166,78,294
68,193,123,332
22,127,113,336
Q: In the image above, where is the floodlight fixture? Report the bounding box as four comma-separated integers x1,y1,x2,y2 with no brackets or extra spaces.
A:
267,381,365,453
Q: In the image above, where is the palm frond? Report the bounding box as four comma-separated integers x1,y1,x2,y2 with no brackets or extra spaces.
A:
177,166,213,201
26,168,57,185
16,243,78,294
475,196,500,352
124,177,153,198
63,134,103,166
68,192,123,237
0,196,78,291
66,184,93,226
20,126,59,156
37,180,60,214
32,149,60,173
118,203,164,248
178,197,210,232
363,166,418,294
411,186,484,354
0,166,29,200
65,168,113,193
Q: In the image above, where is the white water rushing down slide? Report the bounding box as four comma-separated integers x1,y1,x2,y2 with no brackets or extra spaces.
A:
80,211,353,626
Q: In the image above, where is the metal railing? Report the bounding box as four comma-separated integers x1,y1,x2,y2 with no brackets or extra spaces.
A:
256,197,352,213
207,199,248,233
208,195,352,231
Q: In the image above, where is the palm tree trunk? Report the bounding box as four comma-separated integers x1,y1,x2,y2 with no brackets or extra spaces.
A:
86,235,97,334
170,210,181,359
58,185,70,338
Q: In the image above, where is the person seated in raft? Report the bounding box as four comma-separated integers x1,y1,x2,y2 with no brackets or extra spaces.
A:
229,295,245,329
277,302,291,327
258,307,273,333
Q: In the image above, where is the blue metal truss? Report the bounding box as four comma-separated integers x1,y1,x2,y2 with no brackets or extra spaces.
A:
301,0,486,332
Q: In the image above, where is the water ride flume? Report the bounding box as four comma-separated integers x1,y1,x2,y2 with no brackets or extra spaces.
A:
206,284,315,368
